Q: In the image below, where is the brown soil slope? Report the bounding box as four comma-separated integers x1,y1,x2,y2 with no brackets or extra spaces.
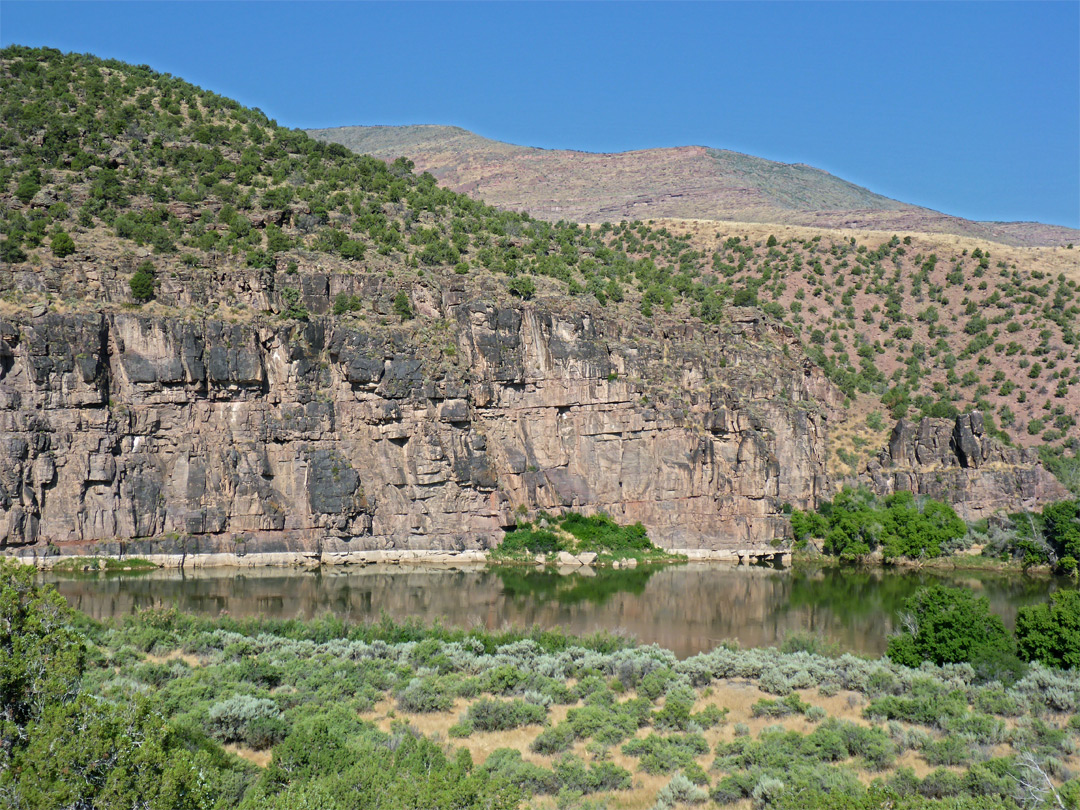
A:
309,125,1078,248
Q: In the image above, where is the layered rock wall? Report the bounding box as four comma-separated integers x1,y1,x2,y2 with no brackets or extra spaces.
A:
0,281,834,557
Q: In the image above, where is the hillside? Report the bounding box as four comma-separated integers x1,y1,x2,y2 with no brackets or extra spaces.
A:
633,220,1080,471
308,125,1080,248
0,46,1071,558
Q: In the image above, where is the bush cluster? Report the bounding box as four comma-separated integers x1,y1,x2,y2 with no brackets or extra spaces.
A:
791,487,966,561
494,510,669,562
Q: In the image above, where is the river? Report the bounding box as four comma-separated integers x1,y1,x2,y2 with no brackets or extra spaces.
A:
44,562,1071,658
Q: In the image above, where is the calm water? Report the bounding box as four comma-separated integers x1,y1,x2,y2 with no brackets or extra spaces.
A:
44,562,1070,658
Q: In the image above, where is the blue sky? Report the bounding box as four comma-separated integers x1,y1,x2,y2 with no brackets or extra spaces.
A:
3,2,1078,228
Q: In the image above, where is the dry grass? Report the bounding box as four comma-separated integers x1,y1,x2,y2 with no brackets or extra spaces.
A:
144,649,203,668
355,679,1026,809
224,743,273,768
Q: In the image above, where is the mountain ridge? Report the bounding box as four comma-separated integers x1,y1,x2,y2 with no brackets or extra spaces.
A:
308,124,1078,247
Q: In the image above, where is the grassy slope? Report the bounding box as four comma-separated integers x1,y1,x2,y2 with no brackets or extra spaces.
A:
648,220,1080,464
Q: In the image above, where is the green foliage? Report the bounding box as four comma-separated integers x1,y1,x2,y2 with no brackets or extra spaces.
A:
9,695,223,810
751,693,813,718
865,677,969,725
885,585,1019,680
508,275,536,299
792,487,966,561
50,229,75,257
551,753,632,794
279,287,308,320
1015,589,1080,669
207,694,286,749
981,498,1080,574
560,512,652,555
1040,447,1080,497
493,511,669,562
393,290,413,320
622,732,709,774
332,292,363,315
1,561,251,808
130,268,156,301
246,715,521,809
465,697,547,731
0,238,27,263
0,559,84,759
498,526,563,556
10,569,1080,810
396,675,453,713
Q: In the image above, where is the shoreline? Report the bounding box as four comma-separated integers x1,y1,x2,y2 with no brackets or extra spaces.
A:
12,546,793,571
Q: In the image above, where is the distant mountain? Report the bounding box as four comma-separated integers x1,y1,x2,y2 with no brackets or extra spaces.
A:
308,125,1078,248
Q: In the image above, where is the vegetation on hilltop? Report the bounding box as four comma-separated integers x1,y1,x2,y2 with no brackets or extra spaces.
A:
0,45,752,325
308,124,1080,248
653,224,1080,459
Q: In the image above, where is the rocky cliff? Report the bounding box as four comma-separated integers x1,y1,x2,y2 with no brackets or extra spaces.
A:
862,413,1070,520
0,266,837,558
1,48,1071,565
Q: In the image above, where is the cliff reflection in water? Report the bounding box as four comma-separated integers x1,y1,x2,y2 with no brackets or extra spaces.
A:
44,563,1065,659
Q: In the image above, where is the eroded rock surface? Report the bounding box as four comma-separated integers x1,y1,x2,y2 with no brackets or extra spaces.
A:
0,283,835,556
862,414,1070,519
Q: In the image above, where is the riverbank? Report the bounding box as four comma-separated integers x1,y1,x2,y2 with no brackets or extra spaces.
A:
791,547,1065,577
10,545,792,570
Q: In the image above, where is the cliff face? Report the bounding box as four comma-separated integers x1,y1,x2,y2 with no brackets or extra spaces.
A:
0,274,836,556
862,413,1070,520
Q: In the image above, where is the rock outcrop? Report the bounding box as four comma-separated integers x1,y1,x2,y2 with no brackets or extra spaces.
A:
0,276,836,558
861,414,1070,519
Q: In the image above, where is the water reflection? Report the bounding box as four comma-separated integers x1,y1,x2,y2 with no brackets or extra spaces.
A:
43,562,1070,659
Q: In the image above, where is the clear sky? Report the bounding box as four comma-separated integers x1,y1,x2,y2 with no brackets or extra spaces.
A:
3,1,1078,228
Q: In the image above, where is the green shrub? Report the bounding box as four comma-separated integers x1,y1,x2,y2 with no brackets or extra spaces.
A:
481,748,558,795
622,733,709,774
332,292,363,315
50,230,75,257
508,276,536,299
803,488,967,561
920,734,971,766
393,290,413,320
279,287,308,320
465,698,547,732
206,695,286,749
1015,589,1080,669
885,585,1019,679
531,722,577,754
751,693,812,719
552,754,631,794
129,269,155,301
396,676,453,713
